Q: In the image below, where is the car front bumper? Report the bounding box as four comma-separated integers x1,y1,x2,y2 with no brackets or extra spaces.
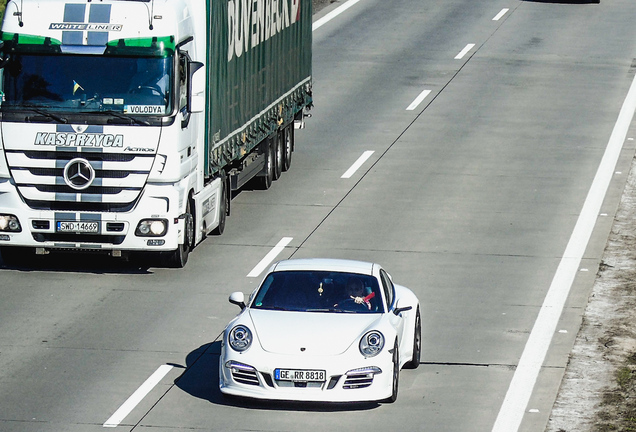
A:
219,346,395,402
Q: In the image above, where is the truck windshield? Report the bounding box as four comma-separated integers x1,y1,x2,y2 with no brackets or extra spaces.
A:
1,53,172,115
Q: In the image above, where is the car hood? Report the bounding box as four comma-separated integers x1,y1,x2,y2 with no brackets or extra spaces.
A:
248,309,380,356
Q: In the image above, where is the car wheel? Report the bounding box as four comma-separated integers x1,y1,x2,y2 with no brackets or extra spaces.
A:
405,307,421,369
385,341,399,403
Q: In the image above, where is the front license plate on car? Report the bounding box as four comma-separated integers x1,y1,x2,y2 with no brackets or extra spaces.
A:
274,369,326,382
56,221,99,233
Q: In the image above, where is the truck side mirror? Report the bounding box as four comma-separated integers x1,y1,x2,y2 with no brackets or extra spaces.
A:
0,41,8,69
188,61,204,113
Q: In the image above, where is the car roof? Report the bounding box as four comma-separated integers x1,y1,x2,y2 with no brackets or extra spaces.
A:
271,258,376,275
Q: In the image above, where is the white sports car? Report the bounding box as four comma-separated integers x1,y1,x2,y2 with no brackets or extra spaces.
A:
219,258,421,403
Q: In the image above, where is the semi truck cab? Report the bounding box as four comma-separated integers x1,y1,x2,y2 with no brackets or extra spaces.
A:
0,0,221,267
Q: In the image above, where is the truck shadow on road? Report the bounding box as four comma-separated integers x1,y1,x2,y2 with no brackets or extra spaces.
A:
0,251,156,274
522,0,600,3
173,342,381,412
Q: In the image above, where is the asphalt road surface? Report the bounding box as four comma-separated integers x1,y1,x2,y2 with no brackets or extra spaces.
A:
2,1,636,431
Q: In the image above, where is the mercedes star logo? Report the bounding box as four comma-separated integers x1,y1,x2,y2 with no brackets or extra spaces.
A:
63,158,95,190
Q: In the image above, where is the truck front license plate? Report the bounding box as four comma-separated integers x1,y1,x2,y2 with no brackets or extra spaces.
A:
56,221,99,233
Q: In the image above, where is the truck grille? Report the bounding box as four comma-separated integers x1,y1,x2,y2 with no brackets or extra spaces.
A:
6,149,154,212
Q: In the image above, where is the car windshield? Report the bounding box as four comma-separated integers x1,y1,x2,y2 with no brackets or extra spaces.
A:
252,271,384,314
1,53,172,115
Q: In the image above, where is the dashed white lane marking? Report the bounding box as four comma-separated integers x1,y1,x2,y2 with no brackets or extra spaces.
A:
406,89,432,111
492,56,636,432
493,8,509,21
247,237,294,278
313,0,363,31
103,365,173,428
341,151,375,179
455,43,475,60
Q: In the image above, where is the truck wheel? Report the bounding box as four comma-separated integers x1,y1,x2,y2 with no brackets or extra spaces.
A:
161,200,194,268
273,132,283,181
211,179,227,236
257,142,274,190
282,125,293,172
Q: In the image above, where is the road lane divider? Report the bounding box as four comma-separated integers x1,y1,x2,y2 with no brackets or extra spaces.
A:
493,8,509,21
492,56,636,432
341,151,375,179
455,43,475,60
103,364,173,428
247,237,294,278
406,89,432,111
313,0,363,31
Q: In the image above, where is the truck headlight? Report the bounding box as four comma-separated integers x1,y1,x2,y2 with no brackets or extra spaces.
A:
229,325,253,352
359,331,384,358
0,214,21,232
135,219,167,236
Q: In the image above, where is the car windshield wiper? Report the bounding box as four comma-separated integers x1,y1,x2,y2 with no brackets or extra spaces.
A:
256,305,290,311
97,110,151,126
306,308,356,314
23,106,68,124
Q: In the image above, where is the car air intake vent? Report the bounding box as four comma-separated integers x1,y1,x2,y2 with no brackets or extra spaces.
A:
231,367,260,386
343,373,374,389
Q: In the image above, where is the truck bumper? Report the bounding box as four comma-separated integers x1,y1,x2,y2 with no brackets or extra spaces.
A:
0,177,186,254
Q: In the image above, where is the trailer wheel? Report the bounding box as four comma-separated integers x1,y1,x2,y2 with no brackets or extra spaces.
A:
273,132,283,181
282,124,293,172
162,199,194,268
257,141,274,190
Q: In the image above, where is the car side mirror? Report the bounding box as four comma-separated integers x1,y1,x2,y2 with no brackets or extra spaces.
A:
393,299,412,316
229,291,246,310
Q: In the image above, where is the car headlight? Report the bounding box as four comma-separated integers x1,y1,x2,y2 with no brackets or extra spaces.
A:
229,325,253,352
359,330,384,358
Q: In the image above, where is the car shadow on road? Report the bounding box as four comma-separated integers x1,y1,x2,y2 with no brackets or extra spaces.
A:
173,341,381,412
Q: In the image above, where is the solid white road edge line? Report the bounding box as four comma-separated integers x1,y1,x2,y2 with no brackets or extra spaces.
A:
103,364,173,428
313,0,363,31
493,8,509,21
492,67,636,432
455,43,475,60
407,89,432,111
341,150,375,179
247,237,294,278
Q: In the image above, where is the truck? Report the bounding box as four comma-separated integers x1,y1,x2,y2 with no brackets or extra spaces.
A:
0,0,312,267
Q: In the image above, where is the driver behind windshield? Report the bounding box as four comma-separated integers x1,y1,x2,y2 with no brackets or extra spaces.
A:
335,277,375,310
128,57,168,100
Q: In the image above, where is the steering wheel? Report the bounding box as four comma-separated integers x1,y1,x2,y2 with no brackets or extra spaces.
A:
335,298,370,312
130,84,164,98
